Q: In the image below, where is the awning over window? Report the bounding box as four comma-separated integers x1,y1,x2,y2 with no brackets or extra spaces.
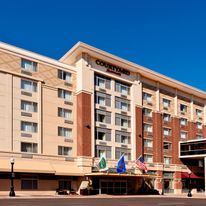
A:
181,172,204,179
0,158,84,176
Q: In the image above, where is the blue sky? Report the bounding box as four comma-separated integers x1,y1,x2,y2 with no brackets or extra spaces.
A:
1,0,206,91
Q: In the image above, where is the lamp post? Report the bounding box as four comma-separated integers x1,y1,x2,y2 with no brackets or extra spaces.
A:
9,157,15,197
187,171,192,197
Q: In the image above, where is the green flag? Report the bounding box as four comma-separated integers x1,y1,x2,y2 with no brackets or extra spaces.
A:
98,156,108,172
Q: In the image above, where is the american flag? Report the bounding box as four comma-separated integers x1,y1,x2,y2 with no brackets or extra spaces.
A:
136,155,148,172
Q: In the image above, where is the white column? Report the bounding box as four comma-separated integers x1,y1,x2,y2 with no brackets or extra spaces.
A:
190,95,194,121
156,82,160,112
204,156,206,196
174,89,178,116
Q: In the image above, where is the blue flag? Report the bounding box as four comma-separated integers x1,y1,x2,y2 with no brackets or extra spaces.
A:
116,154,126,173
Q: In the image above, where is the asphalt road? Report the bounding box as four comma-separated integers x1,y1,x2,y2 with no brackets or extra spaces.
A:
0,197,205,206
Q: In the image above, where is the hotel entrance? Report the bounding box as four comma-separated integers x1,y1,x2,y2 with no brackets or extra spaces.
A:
100,179,128,194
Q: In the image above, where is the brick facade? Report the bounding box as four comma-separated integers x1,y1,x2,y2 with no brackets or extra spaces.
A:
76,92,92,156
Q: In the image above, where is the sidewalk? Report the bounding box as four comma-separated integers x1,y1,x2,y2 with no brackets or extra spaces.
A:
0,191,205,199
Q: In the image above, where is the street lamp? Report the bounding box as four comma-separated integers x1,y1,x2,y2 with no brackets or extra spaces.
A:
9,157,15,197
187,171,192,197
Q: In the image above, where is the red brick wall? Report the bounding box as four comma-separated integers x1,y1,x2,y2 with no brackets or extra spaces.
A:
136,106,143,158
172,117,181,164
203,125,206,137
153,112,163,163
188,121,196,140
76,92,92,157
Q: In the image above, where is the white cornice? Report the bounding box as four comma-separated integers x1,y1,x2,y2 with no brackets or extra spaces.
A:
0,41,76,73
60,41,206,99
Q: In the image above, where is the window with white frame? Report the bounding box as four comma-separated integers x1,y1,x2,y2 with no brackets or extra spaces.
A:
95,145,111,159
58,146,72,156
144,154,153,163
163,113,171,122
196,109,202,117
21,100,37,112
180,118,188,126
21,59,37,72
21,121,37,133
196,134,203,139
58,89,72,102
58,127,72,138
95,110,111,124
115,114,131,128
115,97,130,111
95,92,111,107
95,128,111,141
163,98,171,108
58,70,72,83
180,131,188,139
115,81,130,95
180,104,187,113
21,142,37,153
115,147,131,160
163,142,172,150
163,128,171,136
196,122,202,129
95,75,111,89
115,131,131,144
21,79,37,92
143,92,152,103
58,108,72,120
143,108,152,117
143,124,153,133
144,139,153,148
164,157,172,165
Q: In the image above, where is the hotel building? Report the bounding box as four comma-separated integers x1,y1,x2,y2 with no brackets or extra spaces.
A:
0,41,206,195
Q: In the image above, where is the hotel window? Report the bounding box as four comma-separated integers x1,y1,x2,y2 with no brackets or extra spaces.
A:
196,134,203,139
144,139,153,148
21,59,37,72
21,79,37,92
21,142,38,153
58,70,72,83
95,75,111,89
180,104,187,113
58,146,72,156
115,147,131,160
58,89,72,102
21,178,38,190
163,98,171,108
115,131,131,144
58,108,72,120
180,131,188,139
163,128,171,136
143,92,152,103
115,114,131,128
95,145,111,159
115,97,130,111
58,127,72,138
143,124,153,133
196,109,202,117
95,92,111,107
21,100,37,112
95,128,111,141
144,154,153,163
115,81,130,95
95,110,111,124
163,142,172,150
180,118,188,126
196,122,202,129
21,121,37,133
143,108,152,117
164,157,172,165
163,113,171,122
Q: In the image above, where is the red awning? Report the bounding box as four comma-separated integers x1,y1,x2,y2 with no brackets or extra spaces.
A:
181,172,204,179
